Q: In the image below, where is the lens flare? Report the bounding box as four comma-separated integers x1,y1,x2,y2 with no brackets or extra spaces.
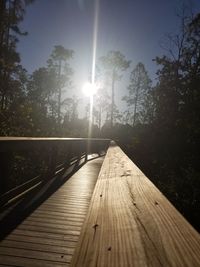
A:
82,82,98,97
91,0,99,84
85,0,100,145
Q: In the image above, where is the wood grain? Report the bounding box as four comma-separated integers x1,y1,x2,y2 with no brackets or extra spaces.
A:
71,144,200,267
0,157,104,267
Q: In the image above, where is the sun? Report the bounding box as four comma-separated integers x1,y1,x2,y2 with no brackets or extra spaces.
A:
82,82,98,97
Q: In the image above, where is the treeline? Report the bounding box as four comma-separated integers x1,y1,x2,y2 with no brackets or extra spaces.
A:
119,13,200,231
0,1,153,137
0,1,200,230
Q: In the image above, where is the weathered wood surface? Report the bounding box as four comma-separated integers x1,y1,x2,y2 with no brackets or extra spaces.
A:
0,157,104,267
71,143,200,267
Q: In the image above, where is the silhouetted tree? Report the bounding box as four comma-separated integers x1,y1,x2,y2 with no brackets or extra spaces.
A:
0,0,34,135
63,95,79,124
0,0,34,110
94,86,110,129
25,67,58,135
27,67,56,108
100,51,130,127
123,62,151,126
47,45,74,132
135,12,200,231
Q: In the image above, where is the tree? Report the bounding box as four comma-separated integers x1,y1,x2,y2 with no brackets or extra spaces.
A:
140,12,200,230
63,95,79,124
24,67,58,136
0,0,34,111
152,12,200,142
100,51,130,127
123,62,151,126
27,67,56,107
47,45,74,132
94,86,110,129
0,0,34,135
105,103,123,125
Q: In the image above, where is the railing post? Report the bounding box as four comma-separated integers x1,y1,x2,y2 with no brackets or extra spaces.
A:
0,152,12,195
42,144,58,183
66,142,72,166
84,140,88,162
85,139,90,162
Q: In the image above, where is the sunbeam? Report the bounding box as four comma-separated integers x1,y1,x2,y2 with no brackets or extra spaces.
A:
86,0,100,142
91,0,99,85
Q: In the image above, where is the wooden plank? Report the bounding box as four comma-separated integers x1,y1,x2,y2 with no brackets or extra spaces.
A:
0,240,74,255
38,204,87,214
71,144,200,267
0,137,110,152
6,234,77,248
25,217,83,227
0,247,72,263
0,255,69,267
40,199,87,210
17,222,81,237
45,198,89,206
46,198,91,203
29,212,85,223
12,228,80,242
31,209,86,220
21,220,82,231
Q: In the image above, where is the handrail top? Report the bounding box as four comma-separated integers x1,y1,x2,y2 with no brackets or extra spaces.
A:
0,137,110,141
0,137,111,152
71,144,200,266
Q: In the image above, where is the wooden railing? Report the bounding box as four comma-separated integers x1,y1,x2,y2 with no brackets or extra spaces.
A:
0,137,110,208
1,139,199,266
71,141,200,267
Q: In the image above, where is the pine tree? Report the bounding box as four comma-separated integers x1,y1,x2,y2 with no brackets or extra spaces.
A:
123,62,151,126
100,51,130,127
47,45,74,133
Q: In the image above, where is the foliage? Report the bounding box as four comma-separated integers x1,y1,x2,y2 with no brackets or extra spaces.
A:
47,45,74,132
99,51,130,127
118,13,200,231
0,0,34,135
122,62,151,126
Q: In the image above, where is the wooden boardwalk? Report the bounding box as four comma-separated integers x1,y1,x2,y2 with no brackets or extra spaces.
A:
0,157,104,267
1,142,200,267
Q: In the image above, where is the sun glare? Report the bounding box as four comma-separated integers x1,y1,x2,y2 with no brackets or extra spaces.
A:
82,82,98,97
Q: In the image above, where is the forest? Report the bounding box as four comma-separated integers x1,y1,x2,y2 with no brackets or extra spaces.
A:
0,1,200,231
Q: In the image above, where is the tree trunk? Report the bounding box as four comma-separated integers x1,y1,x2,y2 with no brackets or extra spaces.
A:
57,59,62,133
111,69,115,128
98,106,102,130
133,85,139,126
0,0,6,48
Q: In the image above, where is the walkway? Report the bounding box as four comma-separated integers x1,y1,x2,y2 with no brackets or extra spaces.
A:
0,157,104,267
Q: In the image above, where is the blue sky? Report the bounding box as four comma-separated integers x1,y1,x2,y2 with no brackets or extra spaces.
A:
18,0,200,113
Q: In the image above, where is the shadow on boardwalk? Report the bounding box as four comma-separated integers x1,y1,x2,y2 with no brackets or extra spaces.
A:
0,154,104,240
